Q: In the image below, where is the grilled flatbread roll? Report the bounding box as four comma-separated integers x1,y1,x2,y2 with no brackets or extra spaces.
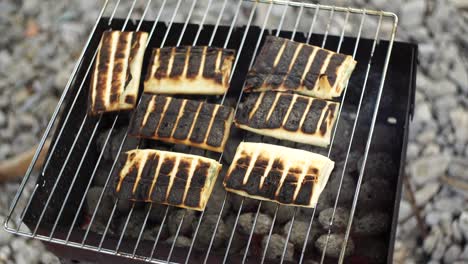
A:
129,93,234,152
89,31,148,115
235,92,339,147
144,46,235,95
244,36,356,99
223,142,334,208
112,149,222,211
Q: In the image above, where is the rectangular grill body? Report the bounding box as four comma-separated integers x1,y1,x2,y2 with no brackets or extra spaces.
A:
4,1,416,263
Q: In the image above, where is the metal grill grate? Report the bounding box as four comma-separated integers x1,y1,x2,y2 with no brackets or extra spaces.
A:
4,1,398,263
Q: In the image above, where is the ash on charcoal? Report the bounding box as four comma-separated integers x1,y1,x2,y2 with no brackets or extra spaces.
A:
148,204,169,224
238,212,272,236
261,202,295,225
95,128,128,161
91,161,113,187
168,209,195,236
165,235,192,248
143,222,169,242
319,207,349,230
357,152,396,178
353,211,390,235
357,177,393,209
85,186,114,222
315,233,354,259
282,219,320,247
193,215,228,249
116,210,148,239
261,234,294,262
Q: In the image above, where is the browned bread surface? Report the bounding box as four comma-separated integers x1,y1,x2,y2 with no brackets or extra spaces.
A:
129,93,234,152
223,142,334,208
144,46,235,95
112,149,222,211
235,91,339,147
89,31,148,115
244,36,356,99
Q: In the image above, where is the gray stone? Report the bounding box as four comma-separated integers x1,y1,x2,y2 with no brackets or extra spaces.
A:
0,217,12,246
238,212,272,235
450,107,468,144
400,0,426,27
0,245,11,262
413,102,433,123
444,244,462,263
423,227,441,253
410,154,450,185
415,183,440,206
458,211,468,240
168,209,195,236
432,240,447,260
40,251,60,264
318,207,349,229
315,233,354,259
398,200,412,221
460,245,468,260
261,234,294,263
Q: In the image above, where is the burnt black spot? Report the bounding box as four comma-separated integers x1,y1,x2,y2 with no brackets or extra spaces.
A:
235,93,260,125
324,54,347,87
167,179,187,205
187,47,203,78
173,112,196,140
225,166,247,189
190,104,213,143
155,48,172,79
319,105,333,136
140,112,162,138
271,158,284,171
206,119,225,148
184,187,202,208
159,158,175,175
169,48,187,78
283,96,309,131
266,40,300,88
276,174,298,204
236,155,251,167
301,99,327,134
295,181,314,205
266,93,293,128
249,92,277,128
191,161,210,187
257,170,282,199
242,167,264,195
203,49,219,79
157,98,183,138
284,45,315,89
303,50,329,89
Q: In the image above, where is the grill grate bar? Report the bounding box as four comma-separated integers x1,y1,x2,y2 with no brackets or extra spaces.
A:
240,4,307,262
298,9,367,264
318,13,384,264
3,1,399,264
339,13,397,263
201,2,294,262
80,0,175,247
168,1,259,262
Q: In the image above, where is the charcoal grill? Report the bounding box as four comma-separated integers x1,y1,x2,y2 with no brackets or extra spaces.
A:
4,0,417,263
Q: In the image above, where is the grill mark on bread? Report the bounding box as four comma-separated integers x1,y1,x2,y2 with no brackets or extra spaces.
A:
235,92,339,147
266,40,299,88
187,47,202,78
129,94,233,152
284,44,312,89
303,49,329,90
301,99,327,134
324,53,347,87
223,142,333,207
169,47,188,78
154,48,171,79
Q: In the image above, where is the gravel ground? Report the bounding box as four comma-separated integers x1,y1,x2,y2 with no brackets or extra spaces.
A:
0,0,467,263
